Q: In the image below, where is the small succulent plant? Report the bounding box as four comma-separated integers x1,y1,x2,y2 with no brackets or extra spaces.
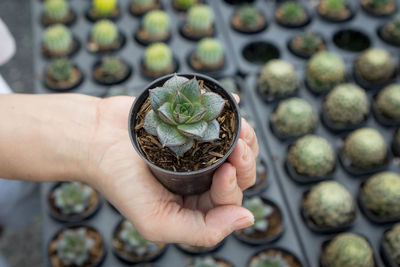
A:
100,56,125,77
44,0,69,21
343,128,387,169
174,0,196,10
304,181,355,227
375,84,400,120
143,10,170,39
324,83,369,125
54,182,93,214
91,19,118,47
250,253,290,267
384,14,400,42
237,5,261,28
319,0,348,18
143,75,225,156
306,51,346,92
362,172,400,218
292,32,324,55
55,228,96,266
384,223,400,265
356,48,395,82
242,197,273,234
195,38,224,69
187,4,214,33
324,233,374,267
192,256,224,267
277,2,307,24
258,60,298,97
44,24,73,54
271,97,317,137
93,0,117,17
144,43,173,74
364,0,393,8
288,135,335,177
118,221,158,255
48,58,73,82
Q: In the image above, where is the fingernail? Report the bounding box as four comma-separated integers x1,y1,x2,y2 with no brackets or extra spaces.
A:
232,216,254,230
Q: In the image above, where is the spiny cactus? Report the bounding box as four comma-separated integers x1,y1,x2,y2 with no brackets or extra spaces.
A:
258,60,298,97
144,43,173,73
324,83,368,125
44,0,69,21
243,197,273,234
306,51,346,92
384,14,400,42
324,233,374,267
143,10,170,39
249,253,290,267
100,56,125,77
44,24,73,54
55,228,96,266
343,128,387,169
195,38,224,69
237,5,261,28
362,172,400,218
48,58,73,82
356,48,395,82
318,0,349,19
288,135,335,177
192,257,225,267
143,75,225,156
277,2,307,24
384,223,400,265
292,32,324,55
375,84,400,120
174,0,196,11
271,97,317,137
187,4,214,33
54,182,93,215
304,181,354,227
118,221,158,255
91,19,118,47
93,0,117,18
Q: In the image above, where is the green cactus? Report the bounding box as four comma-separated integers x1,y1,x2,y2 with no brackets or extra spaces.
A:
118,220,159,255
44,0,69,21
237,5,261,28
324,233,374,267
100,56,125,77
304,181,355,227
48,58,73,82
356,48,395,82
258,60,298,97
243,197,273,234
384,14,400,42
55,228,96,266
375,84,400,120
324,83,369,125
93,0,117,18
362,172,400,218
195,38,224,69
91,19,118,47
271,97,317,137
384,223,400,265
277,2,307,24
144,43,173,73
53,182,93,214
288,135,335,177
306,51,346,92
174,0,196,11
192,257,225,267
44,24,73,54
143,10,170,39
187,4,214,33
292,32,324,55
343,128,387,169
143,75,225,156
319,0,348,19
364,0,393,8
249,253,290,267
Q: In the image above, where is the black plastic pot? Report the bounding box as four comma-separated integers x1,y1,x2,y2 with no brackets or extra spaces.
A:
85,6,121,22
41,9,77,27
230,10,267,35
377,25,400,47
372,100,400,127
246,246,303,267
41,36,81,59
175,239,225,255
43,65,85,92
134,26,171,46
179,21,216,41
320,107,369,134
269,116,315,142
360,0,397,17
380,227,400,267
391,129,400,157
274,4,312,29
128,73,241,195
353,63,397,92
92,59,132,86
287,35,326,60
186,50,227,75
316,4,355,23
140,56,180,80
129,1,163,17
87,32,126,54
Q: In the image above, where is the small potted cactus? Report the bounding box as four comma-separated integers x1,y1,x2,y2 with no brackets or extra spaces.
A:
302,181,355,233
129,73,240,195
257,59,298,102
48,182,100,222
374,84,400,126
93,56,131,85
112,220,166,264
48,226,105,267
44,58,84,91
286,135,335,183
361,0,396,16
244,157,268,197
234,196,283,245
187,256,233,267
231,4,267,34
189,38,225,72
321,233,375,267
379,14,400,46
130,0,162,17
87,19,123,53
42,24,77,58
87,0,120,22
270,97,317,140
288,32,326,59
354,48,396,90
274,1,310,28
247,248,302,267
322,83,369,131
142,43,177,79
317,0,354,22
181,4,215,40
359,172,400,223
381,223,400,266
306,51,346,94
42,0,76,26
135,10,171,45
173,0,199,12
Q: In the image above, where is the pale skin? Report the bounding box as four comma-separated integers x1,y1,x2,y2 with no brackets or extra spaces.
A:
0,93,259,247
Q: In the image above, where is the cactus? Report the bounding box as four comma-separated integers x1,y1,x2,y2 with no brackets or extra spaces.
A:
237,5,261,28
100,56,125,77
375,84,400,120
288,135,335,177
306,51,346,92
143,75,225,156
324,233,374,267
53,182,93,214
187,4,213,33
324,83,369,125
304,181,355,227
277,2,307,24
55,228,96,266
319,0,348,19
93,0,117,18
44,24,73,54
118,220,158,255
271,97,317,137
343,128,387,169
384,14,400,42
48,58,73,82
243,197,273,234
91,20,118,47
143,10,170,39
192,257,225,267
144,43,173,73
44,0,69,21
292,32,324,55
384,223,400,265
174,0,196,11
356,48,395,82
258,60,298,97
362,172,400,218
249,253,290,267
364,0,393,8
195,38,224,68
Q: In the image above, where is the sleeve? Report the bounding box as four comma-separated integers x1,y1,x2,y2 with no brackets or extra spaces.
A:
0,18,16,66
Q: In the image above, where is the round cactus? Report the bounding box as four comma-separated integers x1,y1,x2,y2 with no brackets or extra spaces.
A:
384,223,400,265
318,0,350,20
174,0,196,11
271,97,317,137
306,51,346,92
276,1,307,25
144,43,173,73
356,48,395,82
304,181,355,227
48,58,73,82
93,0,117,17
375,84,400,120
324,83,369,125
258,60,298,97
100,56,125,77
237,5,261,28
143,10,170,39
44,0,69,21
44,24,73,54
362,172,400,218
187,4,213,33
195,38,224,69
343,128,387,169
291,32,325,56
288,135,335,177
91,19,118,47
323,233,374,267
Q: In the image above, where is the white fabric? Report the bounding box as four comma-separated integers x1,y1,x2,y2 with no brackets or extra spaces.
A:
0,19,15,66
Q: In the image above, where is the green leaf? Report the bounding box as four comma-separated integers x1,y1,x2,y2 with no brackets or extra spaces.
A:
149,87,173,111
168,139,194,157
143,110,160,136
172,90,191,108
157,122,187,147
200,119,220,142
163,74,189,91
201,92,225,121
178,78,201,103
177,120,208,138
173,111,189,124
157,102,177,125
186,103,206,123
